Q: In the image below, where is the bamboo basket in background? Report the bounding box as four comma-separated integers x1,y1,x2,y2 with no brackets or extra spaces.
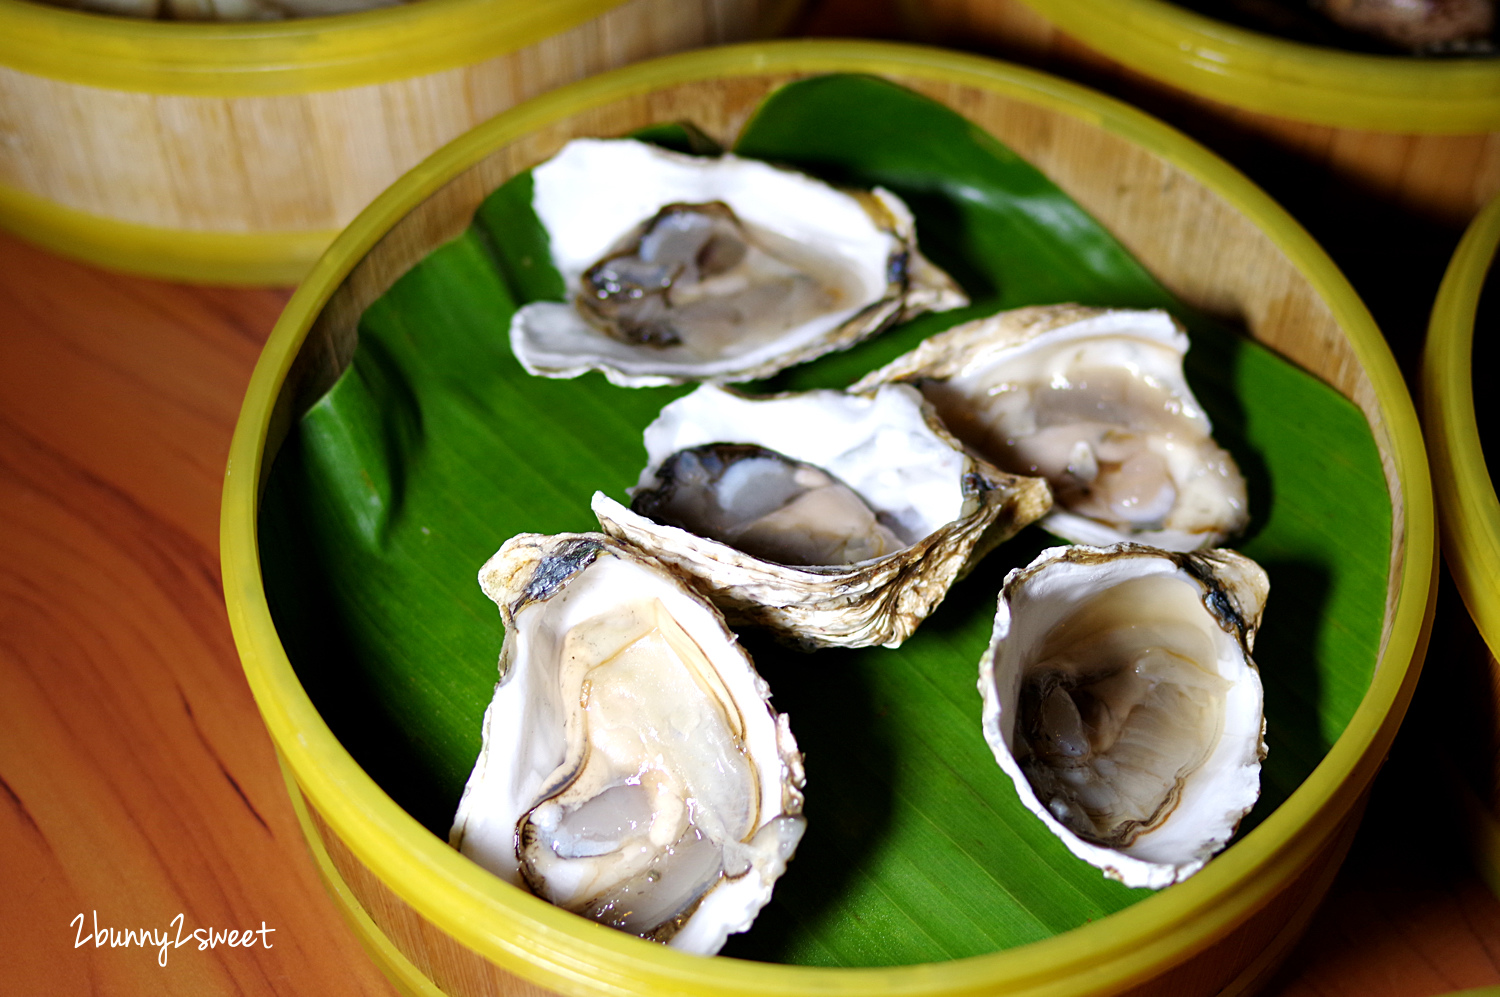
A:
900,0,1500,230
1422,193,1500,902
0,0,797,285
222,41,1434,997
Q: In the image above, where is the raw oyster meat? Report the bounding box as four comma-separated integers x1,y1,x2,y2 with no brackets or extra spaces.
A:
450,533,805,954
852,304,1249,551
979,543,1268,889
510,138,967,387
630,443,907,567
594,383,1053,649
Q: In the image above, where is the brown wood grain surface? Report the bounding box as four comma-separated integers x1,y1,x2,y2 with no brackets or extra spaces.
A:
0,231,400,996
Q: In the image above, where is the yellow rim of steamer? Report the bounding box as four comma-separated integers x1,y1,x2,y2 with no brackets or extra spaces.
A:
1422,193,1500,898
1016,0,1500,132
1425,193,1500,654
0,180,335,285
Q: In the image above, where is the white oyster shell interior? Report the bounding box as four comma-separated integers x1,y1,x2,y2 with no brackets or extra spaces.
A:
450,534,805,954
510,138,964,386
979,544,1267,889
857,306,1248,551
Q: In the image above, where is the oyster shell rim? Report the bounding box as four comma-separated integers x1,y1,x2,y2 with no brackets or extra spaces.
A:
977,541,1269,890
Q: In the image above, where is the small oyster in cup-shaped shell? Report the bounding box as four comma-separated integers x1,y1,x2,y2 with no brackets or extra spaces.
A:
450,532,806,955
851,304,1249,551
510,138,967,387
979,543,1269,889
593,383,1053,649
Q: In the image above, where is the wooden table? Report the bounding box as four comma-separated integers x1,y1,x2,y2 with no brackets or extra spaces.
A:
4,8,1500,992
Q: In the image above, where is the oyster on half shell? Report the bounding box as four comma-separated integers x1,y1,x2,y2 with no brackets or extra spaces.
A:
852,304,1249,551
450,533,805,954
594,383,1052,649
510,138,967,387
979,543,1268,889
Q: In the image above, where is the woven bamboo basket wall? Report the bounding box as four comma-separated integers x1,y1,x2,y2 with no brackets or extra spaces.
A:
222,41,1435,997
0,0,795,284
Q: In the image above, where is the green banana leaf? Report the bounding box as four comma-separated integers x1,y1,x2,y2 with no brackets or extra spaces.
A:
259,75,1389,967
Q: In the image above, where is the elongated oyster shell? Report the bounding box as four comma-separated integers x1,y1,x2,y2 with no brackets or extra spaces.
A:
511,138,966,387
594,383,1052,649
852,304,1249,551
450,533,805,954
979,543,1268,889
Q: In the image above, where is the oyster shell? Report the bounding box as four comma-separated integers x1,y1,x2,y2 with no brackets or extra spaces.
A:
450,533,805,954
594,383,1052,649
851,304,1249,551
1313,0,1494,52
510,138,967,387
978,543,1268,889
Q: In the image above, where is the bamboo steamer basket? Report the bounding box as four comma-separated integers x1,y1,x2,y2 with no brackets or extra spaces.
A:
902,0,1500,229
0,0,795,286
1421,192,1500,900
221,40,1435,997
